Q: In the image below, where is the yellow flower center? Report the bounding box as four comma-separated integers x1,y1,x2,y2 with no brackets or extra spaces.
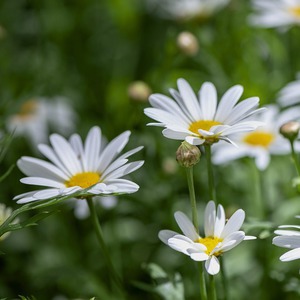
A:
189,120,222,135
15,100,38,120
197,236,223,255
289,6,300,17
65,172,100,188
243,131,275,148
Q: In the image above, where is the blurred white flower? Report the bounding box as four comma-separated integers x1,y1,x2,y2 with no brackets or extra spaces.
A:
212,105,300,170
273,221,300,262
144,78,263,146
277,74,300,107
73,196,117,219
147,0,230,21
0,204,14,241
249,0,300,29
14,126,144,204
159,201,255,275
7,97,76,147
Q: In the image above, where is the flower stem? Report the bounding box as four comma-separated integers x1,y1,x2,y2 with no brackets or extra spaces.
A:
289,139,300,176
86,197,124,296
209,275,217,300
186,167,199,232
204,144,216,201
198,262,208,300
220,257,228,300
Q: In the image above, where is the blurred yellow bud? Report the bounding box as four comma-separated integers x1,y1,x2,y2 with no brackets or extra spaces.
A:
128,81,152,102
176,31,199,56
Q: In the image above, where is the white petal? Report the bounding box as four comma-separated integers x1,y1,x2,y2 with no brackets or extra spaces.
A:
190,252,209,261
185,136,205,145
280,248,300,262
158,230,178,245
205,256,220,275
102,178,140,193
217,231,245,252
168,235,194,255
199,82,217,120
214,204,225,237
220,209,245,239
273,236,300,249
20,177,65,188
204,201,216,237
174,211,199,241
103,161,144,181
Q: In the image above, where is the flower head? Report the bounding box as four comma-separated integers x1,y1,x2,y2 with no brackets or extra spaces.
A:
212,105,300,170
277,75,300,107
14,126,144,204
273,221,300,262
159,201,255,275
7,97,76,147
144,79,263,146
249,0,300,29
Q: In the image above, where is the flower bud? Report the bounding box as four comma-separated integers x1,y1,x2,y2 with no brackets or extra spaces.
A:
279,121,300,141
176,31,199,56
176,141,201,168
128,81,152,102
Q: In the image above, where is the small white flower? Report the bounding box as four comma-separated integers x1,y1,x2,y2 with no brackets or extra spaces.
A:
14,126,144,204
277,74,300,107
212,105,300,170
147,0,230,21
0,204,15,241
249,0,300,29
144,78,263,146
159,201,255,275
7,97,76,147
273,222,300,262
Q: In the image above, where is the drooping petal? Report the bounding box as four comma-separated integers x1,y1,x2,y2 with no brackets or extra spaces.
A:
174,211,199,241
205,256,220,275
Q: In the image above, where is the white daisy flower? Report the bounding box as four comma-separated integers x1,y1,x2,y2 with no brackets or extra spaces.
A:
14,126,144,204
249,0,300,29
144,78,263,146
0,204,15,241
159,201,255,275
277,75,300,107
147,0,230,21
212,105,300,170
7,97,76,147
273,222,300,262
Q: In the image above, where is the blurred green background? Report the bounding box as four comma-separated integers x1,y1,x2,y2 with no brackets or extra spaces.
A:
1,0,300,299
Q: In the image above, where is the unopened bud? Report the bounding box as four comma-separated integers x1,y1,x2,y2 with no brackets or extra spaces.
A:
176,141,201,168
177,31,199,56
128,81,152,102
279,121,300,141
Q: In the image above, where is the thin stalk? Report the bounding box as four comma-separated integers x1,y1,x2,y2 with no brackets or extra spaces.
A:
186,167,199,232
209,275,217,300
198,263,208,300
86,197,124,296
249,159,265,219
220,257,228,300
290,139,300,176
204,144,216,201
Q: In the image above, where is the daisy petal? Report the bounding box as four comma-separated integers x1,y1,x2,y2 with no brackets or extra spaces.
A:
174,211,199,241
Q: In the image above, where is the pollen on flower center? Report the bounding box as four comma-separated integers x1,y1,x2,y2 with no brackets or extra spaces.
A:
65,172,100,189
197,236,223,255
16,100,38,120
189,120,222,135
289,6,300,17
243,131,274,148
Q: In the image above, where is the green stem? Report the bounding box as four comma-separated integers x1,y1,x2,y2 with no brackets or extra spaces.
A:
186,167,199,232
220,257,228,300
198,263,208,300
250,159,265,219
204,144,216,201
86,197,124,296
290,139,300,176
209,275,217,300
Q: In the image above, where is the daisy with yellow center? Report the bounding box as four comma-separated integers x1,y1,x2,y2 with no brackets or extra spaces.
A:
14,126,144,204
144,78,263,146
213,105,300,170
250,0,300,28
159,201,255,275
